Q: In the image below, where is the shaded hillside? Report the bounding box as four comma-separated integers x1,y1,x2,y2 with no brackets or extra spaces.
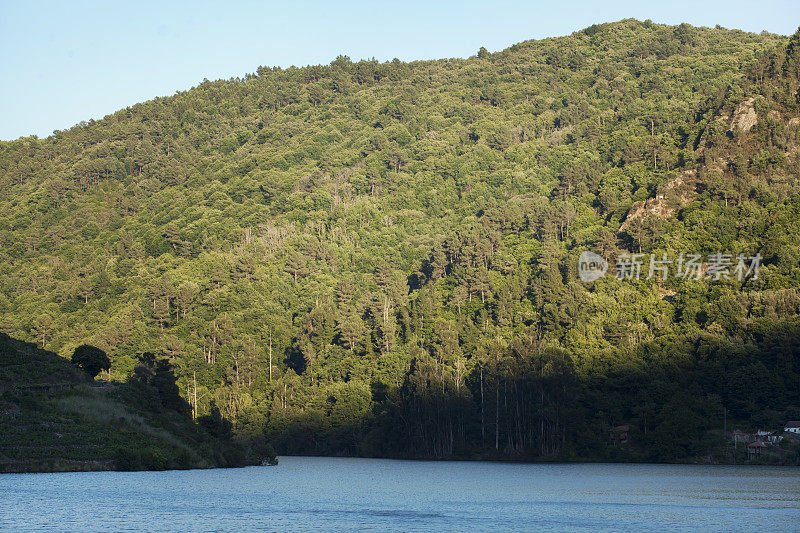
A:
0,333,270,472
1,20,800,463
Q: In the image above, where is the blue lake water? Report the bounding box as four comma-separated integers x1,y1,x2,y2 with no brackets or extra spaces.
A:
1,457,799,532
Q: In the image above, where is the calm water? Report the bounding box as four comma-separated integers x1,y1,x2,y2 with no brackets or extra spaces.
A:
1,457,799,532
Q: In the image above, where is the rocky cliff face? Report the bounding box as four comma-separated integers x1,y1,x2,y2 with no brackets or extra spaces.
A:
622,88,800,237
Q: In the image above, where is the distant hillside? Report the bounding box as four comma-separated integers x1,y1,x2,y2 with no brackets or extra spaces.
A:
1,20,800,463
0,333,272,472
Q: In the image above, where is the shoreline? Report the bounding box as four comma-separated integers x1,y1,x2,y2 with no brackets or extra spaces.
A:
3,452,790,474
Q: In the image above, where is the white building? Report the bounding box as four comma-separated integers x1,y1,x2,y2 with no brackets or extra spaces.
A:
783,421,800,434
756,430,782,443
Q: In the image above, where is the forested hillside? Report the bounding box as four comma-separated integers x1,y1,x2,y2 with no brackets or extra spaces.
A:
2,19,800,462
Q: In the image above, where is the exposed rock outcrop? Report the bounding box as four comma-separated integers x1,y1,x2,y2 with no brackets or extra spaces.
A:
729,97,758,133
619,170,698,232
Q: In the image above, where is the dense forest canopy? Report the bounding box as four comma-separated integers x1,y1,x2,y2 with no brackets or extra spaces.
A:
2,19,800,461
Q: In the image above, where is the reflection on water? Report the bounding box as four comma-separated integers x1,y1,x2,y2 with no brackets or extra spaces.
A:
1,458,799,532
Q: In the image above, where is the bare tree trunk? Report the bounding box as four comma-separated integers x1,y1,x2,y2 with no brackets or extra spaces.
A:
495,379,500,451
269,330,273,383
193,372,197,419
480,365,485,444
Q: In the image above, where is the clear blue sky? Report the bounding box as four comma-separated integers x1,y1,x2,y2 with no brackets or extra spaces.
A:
1,0,798,140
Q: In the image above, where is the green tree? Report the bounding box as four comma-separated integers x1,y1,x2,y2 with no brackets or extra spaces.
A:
71,344,111,378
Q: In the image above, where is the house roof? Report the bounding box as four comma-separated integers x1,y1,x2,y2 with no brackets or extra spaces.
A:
785,421,800,428
748,441,769,448
613,424,630,432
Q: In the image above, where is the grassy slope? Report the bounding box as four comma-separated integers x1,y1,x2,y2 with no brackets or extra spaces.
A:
0,333,251,472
